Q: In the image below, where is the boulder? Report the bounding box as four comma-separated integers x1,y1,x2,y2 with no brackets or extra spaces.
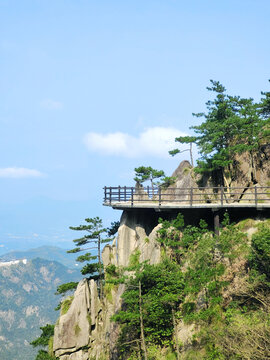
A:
53,279,92,357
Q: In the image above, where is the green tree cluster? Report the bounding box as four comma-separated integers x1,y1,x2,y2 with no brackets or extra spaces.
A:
31,324,57,360
112,260,184,359
66,217,116,298
170,80,270,186
111,214,270,360
134,166,176,192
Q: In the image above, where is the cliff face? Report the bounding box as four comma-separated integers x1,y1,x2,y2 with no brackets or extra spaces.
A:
53,209,162,360
53,158,270,360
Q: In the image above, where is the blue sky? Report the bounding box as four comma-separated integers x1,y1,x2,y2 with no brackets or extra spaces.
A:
0,0,269,253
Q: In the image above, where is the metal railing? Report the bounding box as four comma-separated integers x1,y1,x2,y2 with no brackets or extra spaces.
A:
103,186,270,207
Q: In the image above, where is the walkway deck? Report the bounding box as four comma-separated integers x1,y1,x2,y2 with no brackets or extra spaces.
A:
103,186,270,211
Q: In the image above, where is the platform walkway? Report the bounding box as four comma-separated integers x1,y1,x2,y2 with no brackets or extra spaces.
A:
103,186,270,211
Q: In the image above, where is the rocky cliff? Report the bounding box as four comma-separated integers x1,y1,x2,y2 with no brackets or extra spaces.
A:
53,159,270,360
53,209,162,360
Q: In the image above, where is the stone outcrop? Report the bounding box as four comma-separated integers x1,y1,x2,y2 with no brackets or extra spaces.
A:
53,279,94,359
53,207,162,360
53,157,270,359
116,210,161,267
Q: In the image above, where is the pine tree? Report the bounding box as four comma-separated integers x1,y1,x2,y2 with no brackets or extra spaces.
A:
134,166,165,189
112,260,184,359
134,166,175,193
169,135,196,167
67,217,113,298
170,80,269,186
31,324,57,360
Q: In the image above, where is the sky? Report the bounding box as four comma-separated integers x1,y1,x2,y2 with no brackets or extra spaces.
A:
0,0,269,253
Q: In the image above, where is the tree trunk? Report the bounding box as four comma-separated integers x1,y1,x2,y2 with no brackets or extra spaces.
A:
222,168,231,196
189,142,194,167
250,151,257,183
172,307,180,360
139,281,148,360
137,340,142,360
98,235,103,298
150,178,154,197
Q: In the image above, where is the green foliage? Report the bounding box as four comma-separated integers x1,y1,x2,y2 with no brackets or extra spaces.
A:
134,166,177,192
74,324,81,336
170,80,269,184
104,264,120,303
55,282,78,296
159,176,177,189
142,344,177,360
107,221,120,236
31,325,58,360
134,166,165,186
260,79,270,118
81,262,100,276
31,324,55,348
35,350,58,360
105,264,118,276
111,215,270,359
171,136,197,148
157,213,208,261
128,249,141,268
249,223,270,279
169,136,196,166
64,216,114,298
112,260,184,358
60,296,74,315
68,217,111,276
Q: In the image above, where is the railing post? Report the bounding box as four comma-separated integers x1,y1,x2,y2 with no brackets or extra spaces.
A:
255,186,257,207
190,187,193,206
109,187,112,205
147,185,149,198
118,185,121,202
104,186,107,203
158,187,161,206
124,186,126,202
221,186,223,206
131,187,134,206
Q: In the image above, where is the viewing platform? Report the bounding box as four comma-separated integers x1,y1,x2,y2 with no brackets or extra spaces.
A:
103,186,270,211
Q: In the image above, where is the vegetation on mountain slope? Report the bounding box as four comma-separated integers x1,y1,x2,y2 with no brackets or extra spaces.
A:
48,79,270,360
31,324,58,360
111,215,270,360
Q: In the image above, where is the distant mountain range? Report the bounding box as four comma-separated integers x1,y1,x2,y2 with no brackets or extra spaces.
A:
0,257,81,360
0,245,83,269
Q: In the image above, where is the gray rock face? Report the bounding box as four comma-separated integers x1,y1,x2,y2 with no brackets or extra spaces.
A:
53,208,162,360
53,161,195,360
117,210,161,267
53,279,93,359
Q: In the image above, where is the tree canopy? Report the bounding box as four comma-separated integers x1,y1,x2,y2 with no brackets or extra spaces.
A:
67,217,115,297
134,166,165,187
170,80,270,186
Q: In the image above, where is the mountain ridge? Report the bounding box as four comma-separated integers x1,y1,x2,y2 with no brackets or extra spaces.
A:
0,257,81,360
0,245,81,269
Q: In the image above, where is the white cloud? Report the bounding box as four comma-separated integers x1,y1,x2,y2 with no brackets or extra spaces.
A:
0,167,44,178
0,244,4,248
40,99,63,110
84,126,188,158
